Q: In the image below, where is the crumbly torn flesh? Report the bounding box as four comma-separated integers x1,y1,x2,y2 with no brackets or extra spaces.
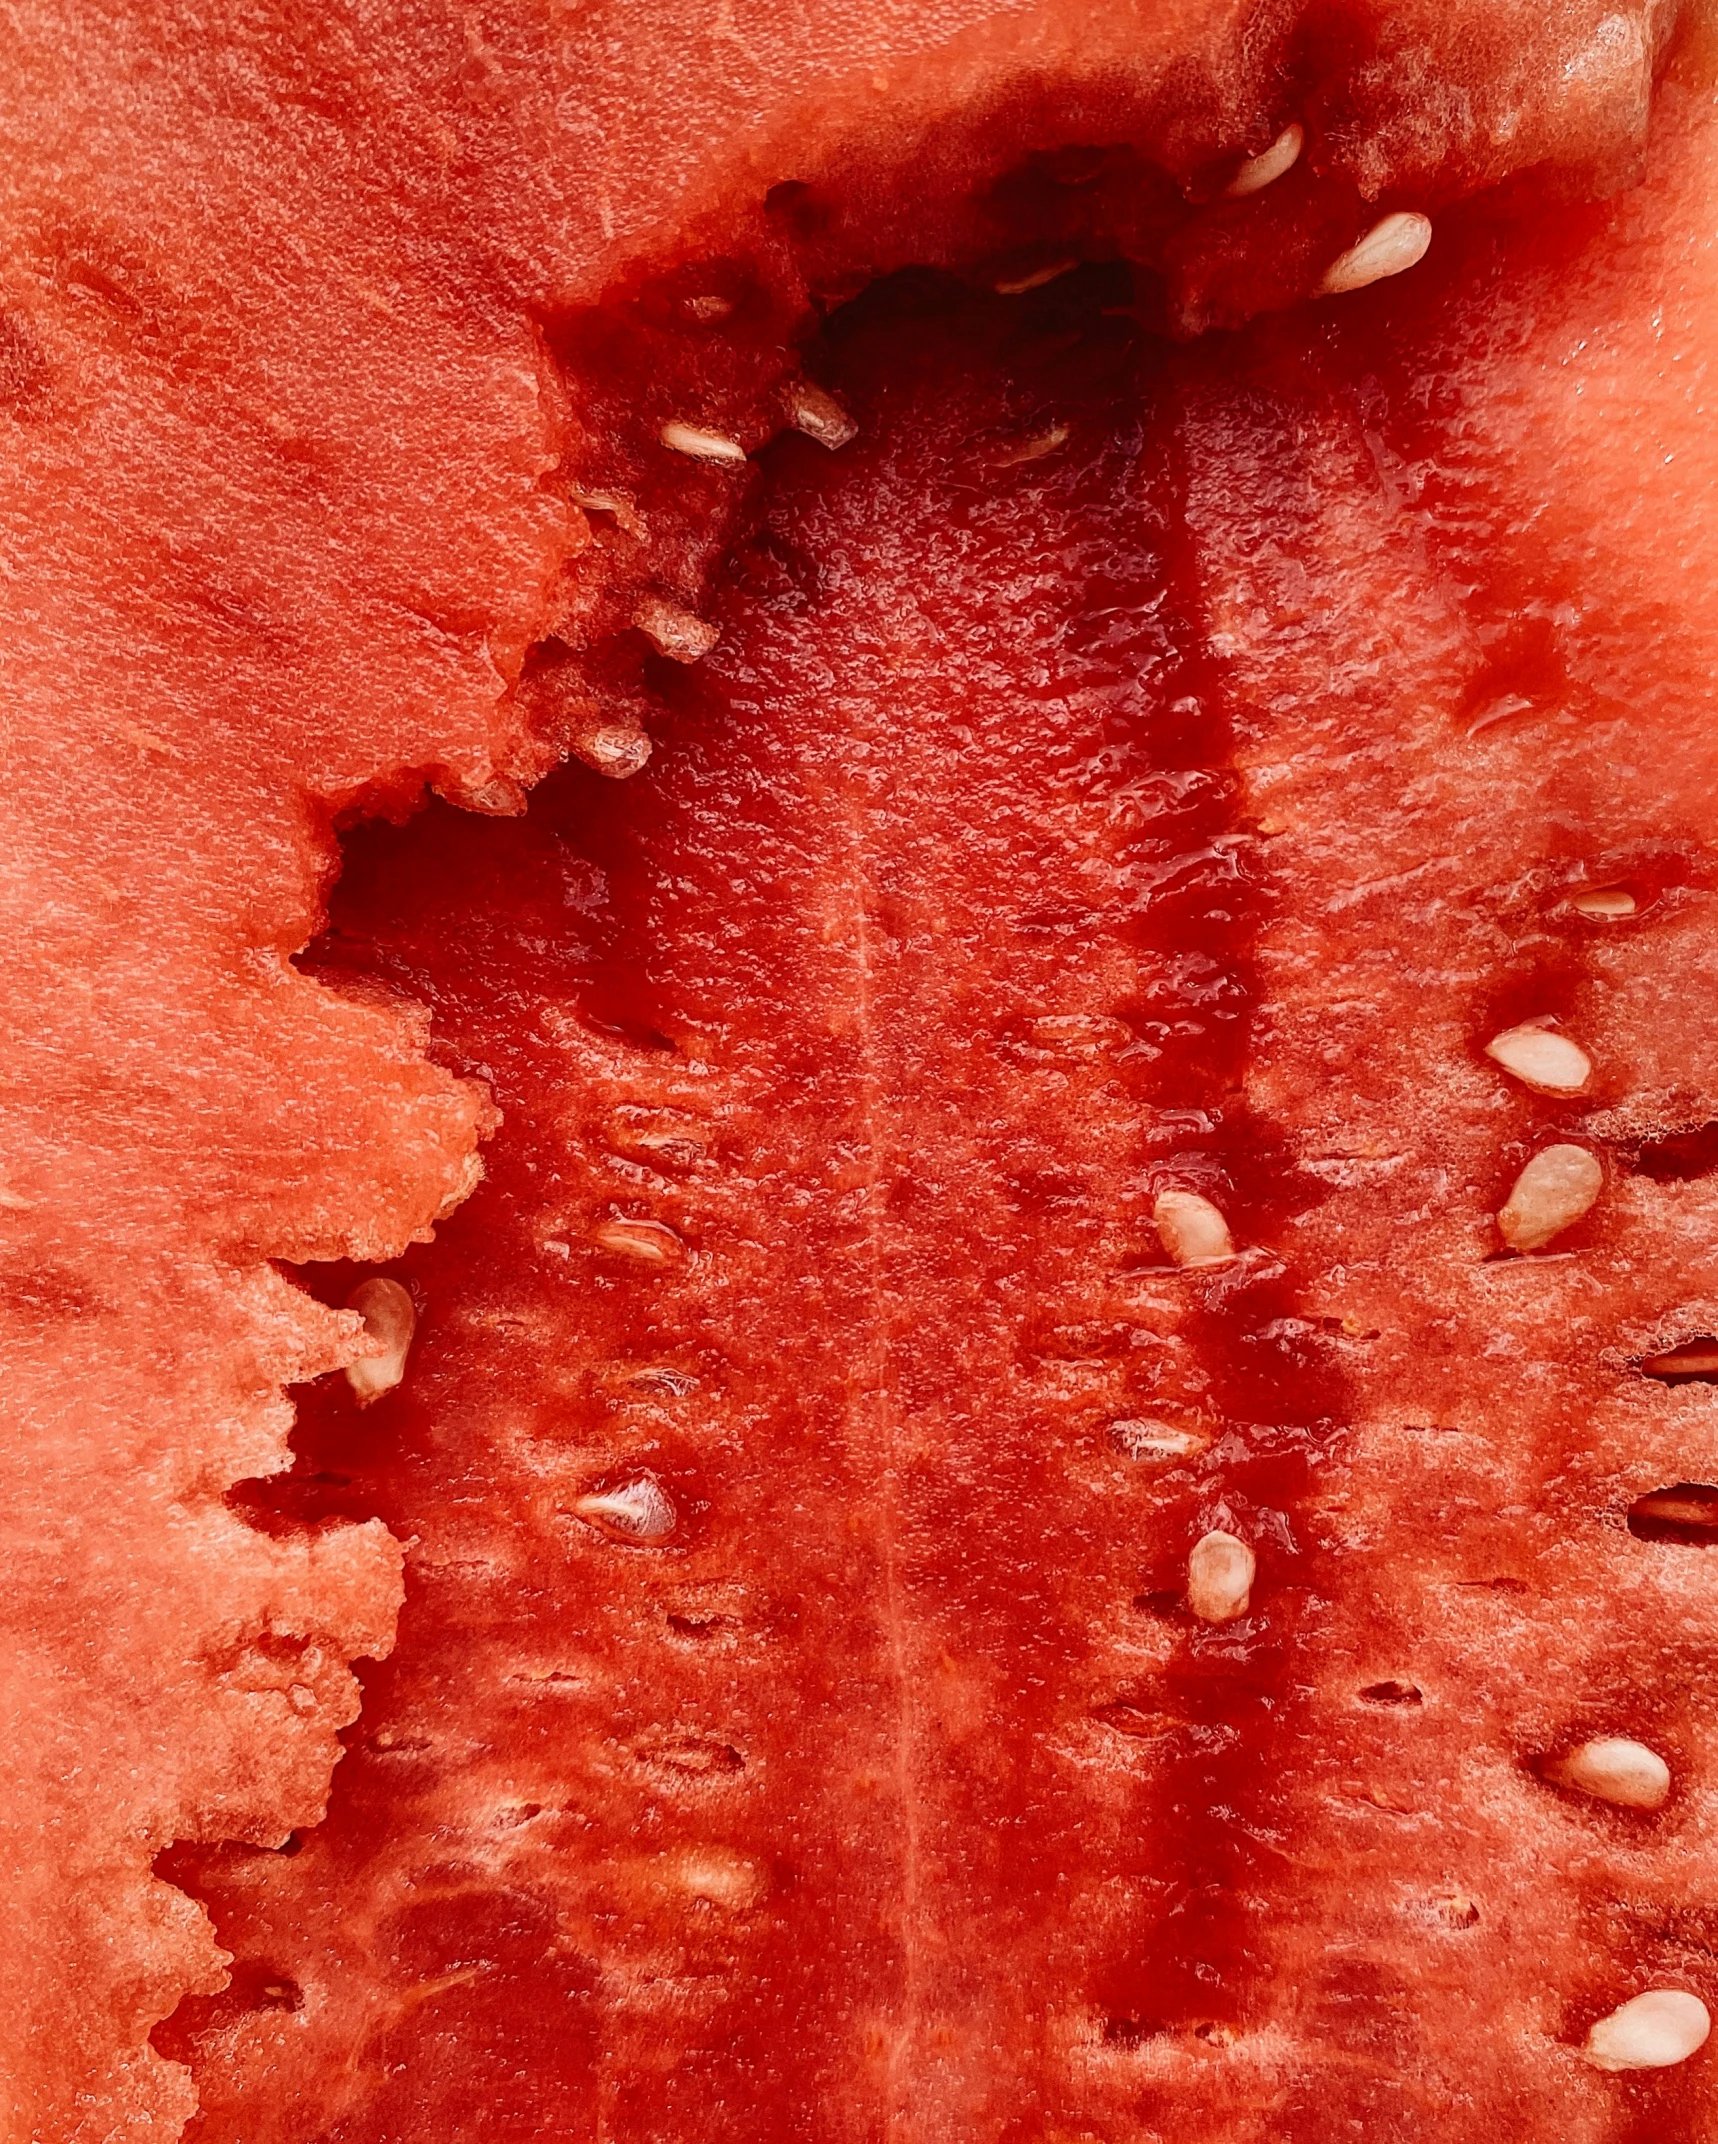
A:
165,64,1718,2138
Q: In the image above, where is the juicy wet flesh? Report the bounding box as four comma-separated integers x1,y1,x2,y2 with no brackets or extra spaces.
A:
163,248,1718,2140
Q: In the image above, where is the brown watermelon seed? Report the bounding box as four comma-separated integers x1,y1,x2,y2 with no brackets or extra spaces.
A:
1484,1020,1592,1095
1496,1144,1602,1252
1641,1341,1718,1381
1570,886,1637,918
658,419,747,464
633,594,720,663
1224,121,1304,198
590,1217,685,1265
1626,1484,1718,1544
1319,211,1433,295
1583,1990,1711,2071
1187,1530,1254,1623
343,1276,416,1405
571,1475,677,1544
785,381,857,450
1543,1737,1671,1809
1153,1189,1235,1267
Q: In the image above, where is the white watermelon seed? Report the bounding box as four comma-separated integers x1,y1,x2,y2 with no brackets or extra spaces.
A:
344,1277,416,1404
785,381,857,450
1584,1989,1710,2071
1546,1737,1671,1810
1484,1021,1592,1095
1111,1419,1203,1461
591,1217,685,1265
1225,121,1304,197
1188,1530,1255,1622
1497,1144,1602,1252
1153,1190,1236,1267
659,420,747,464
575,720,653,780
573,1475,677,1543
1319,211,1433,296
633,594,720,663
1571,886,1636,919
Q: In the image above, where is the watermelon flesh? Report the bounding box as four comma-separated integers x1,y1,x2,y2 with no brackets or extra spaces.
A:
158,69,1718,2139
8,0,1718,2136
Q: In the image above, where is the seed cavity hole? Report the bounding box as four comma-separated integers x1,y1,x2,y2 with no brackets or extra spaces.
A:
1626,1483,1718,1546
1630,1123,1718,1182
1640,1341,1718,1385
1357,1680,1423,1707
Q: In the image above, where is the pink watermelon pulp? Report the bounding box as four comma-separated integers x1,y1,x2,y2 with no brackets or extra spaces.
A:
8,1,1718,2139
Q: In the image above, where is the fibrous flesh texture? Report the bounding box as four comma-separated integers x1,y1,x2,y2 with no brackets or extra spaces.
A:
6,1,1718,2139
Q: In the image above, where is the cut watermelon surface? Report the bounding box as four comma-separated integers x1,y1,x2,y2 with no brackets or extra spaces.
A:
8,0,1718,2139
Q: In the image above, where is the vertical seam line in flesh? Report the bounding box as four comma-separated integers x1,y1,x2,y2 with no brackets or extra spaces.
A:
843,787,926,2131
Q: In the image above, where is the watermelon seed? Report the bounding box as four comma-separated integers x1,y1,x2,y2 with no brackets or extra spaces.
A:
659,420,747,464
590,1217,685,1265
1152,1189,1236,1267
1639,1342,1718,1382
571,1475,677,1543
1570,886,1636,919
992,256,1078,295
1318,211,1434,296
1224,121,1304,198
1484,1020,1592,1095
633,594,720,663
1187,1529,1254,1622
992,421,1070,468
683,294,734,323
1625,1484,1718,1544
1543,1737,1671,1810
573,717,653,780
784,381,857,451
1583,1989,1711,2071
1110,1418,1203,1461
569,486,647,540
343,1277,416,1405
1496,1143,1603,1252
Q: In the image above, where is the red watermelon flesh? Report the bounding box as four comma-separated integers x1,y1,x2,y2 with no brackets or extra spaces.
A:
152,61,1718,2141
8,0,1718,2137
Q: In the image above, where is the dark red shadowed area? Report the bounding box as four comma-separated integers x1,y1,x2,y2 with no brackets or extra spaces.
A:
166,267,1348,2139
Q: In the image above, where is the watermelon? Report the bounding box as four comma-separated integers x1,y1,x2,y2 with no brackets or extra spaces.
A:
7,0,1718,2138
